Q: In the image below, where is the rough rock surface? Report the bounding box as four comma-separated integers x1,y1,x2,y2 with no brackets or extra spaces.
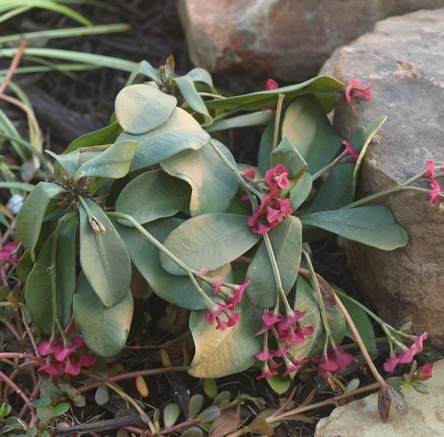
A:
315,359,444,436
177,0,444,83
320,9,444,351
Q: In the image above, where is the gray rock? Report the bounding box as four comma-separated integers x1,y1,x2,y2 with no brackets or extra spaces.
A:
320,9,444,350
177,0,444,83
315,359,444,436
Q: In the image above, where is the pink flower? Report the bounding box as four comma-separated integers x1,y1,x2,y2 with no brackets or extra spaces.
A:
37,334,96,376
247,194,293,235
273,343,291,357
38,359,64,376
317,346,353,378
411,331,427,352
216,311,240,330
265,164,289,191
278,323,314,343
342,140,359,164
243,169,257,179
417,363,433,381
265,79,279,91
345,79,372,103
54,336,85,362
226,280,250,310
0,241,21,264
211,277,225,297
38,339,59,356
428,179,441,204
255,347,274,361
205,304,239,330
195,267,208,276
383,344,417,372
383,352,400,372
63,356,81,376
256,360,282,380
278,310,306,331
424,159,435,179
283,357,308,377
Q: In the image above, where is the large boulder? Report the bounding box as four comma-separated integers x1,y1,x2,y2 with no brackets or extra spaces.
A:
177,0,444,83
320,9,444,351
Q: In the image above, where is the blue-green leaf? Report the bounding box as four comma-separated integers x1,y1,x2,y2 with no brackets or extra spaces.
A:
301,206,408,250
161,214,261,275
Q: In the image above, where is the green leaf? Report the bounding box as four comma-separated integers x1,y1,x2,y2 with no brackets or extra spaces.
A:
115,84,177,134
119,107,210,171
301,206,408,250
25,214,77,331
52,402,70,417
334,286,377,355
173,75,212,126
206,111,274,133
114,218,216,310
265,373,291,395
258,122,274,172
289,173,312,211
0,1,92,26
65,122,122,154
204,76,344,111
161,140,238,216
188,297,263,378
288,275,345,360
79,198,131,307
74,140,138,180
16,182,65,261
306,163,355,214
351,116,387,194
187,67,214,89
115,169,191,225
163,403,181,428
73,273,133,357
282,95,343,175
246,216,302,308
160,213,261,275
271,136,307,180
126,60,161,85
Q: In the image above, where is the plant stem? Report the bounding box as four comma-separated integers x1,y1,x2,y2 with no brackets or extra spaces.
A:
263,233,291,312
342,172,427,209
208,139,263,198
271,93,285,151
333,291,388,388
106,211,215,307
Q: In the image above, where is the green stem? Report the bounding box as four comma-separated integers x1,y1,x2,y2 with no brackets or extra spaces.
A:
263,233,291,312
271,94,285,151
49,217,70,343
106,212,214,308
342,172,427,209
311,153,345,182
302,250,332,352
333,291,388,388
208,139,263,199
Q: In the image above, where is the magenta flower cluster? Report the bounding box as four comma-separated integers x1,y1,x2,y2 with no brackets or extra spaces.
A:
424,159,442,204
312,345,354,379
255,310,314,378
247,164,293,234
383,332,427,372
204,279,250,331
38,335,97,376
345,79,372,103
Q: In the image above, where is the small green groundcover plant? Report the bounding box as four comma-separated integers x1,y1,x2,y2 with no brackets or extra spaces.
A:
0,49,440,435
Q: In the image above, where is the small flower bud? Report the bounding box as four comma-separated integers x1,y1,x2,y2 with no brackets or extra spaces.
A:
89,217,105,234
